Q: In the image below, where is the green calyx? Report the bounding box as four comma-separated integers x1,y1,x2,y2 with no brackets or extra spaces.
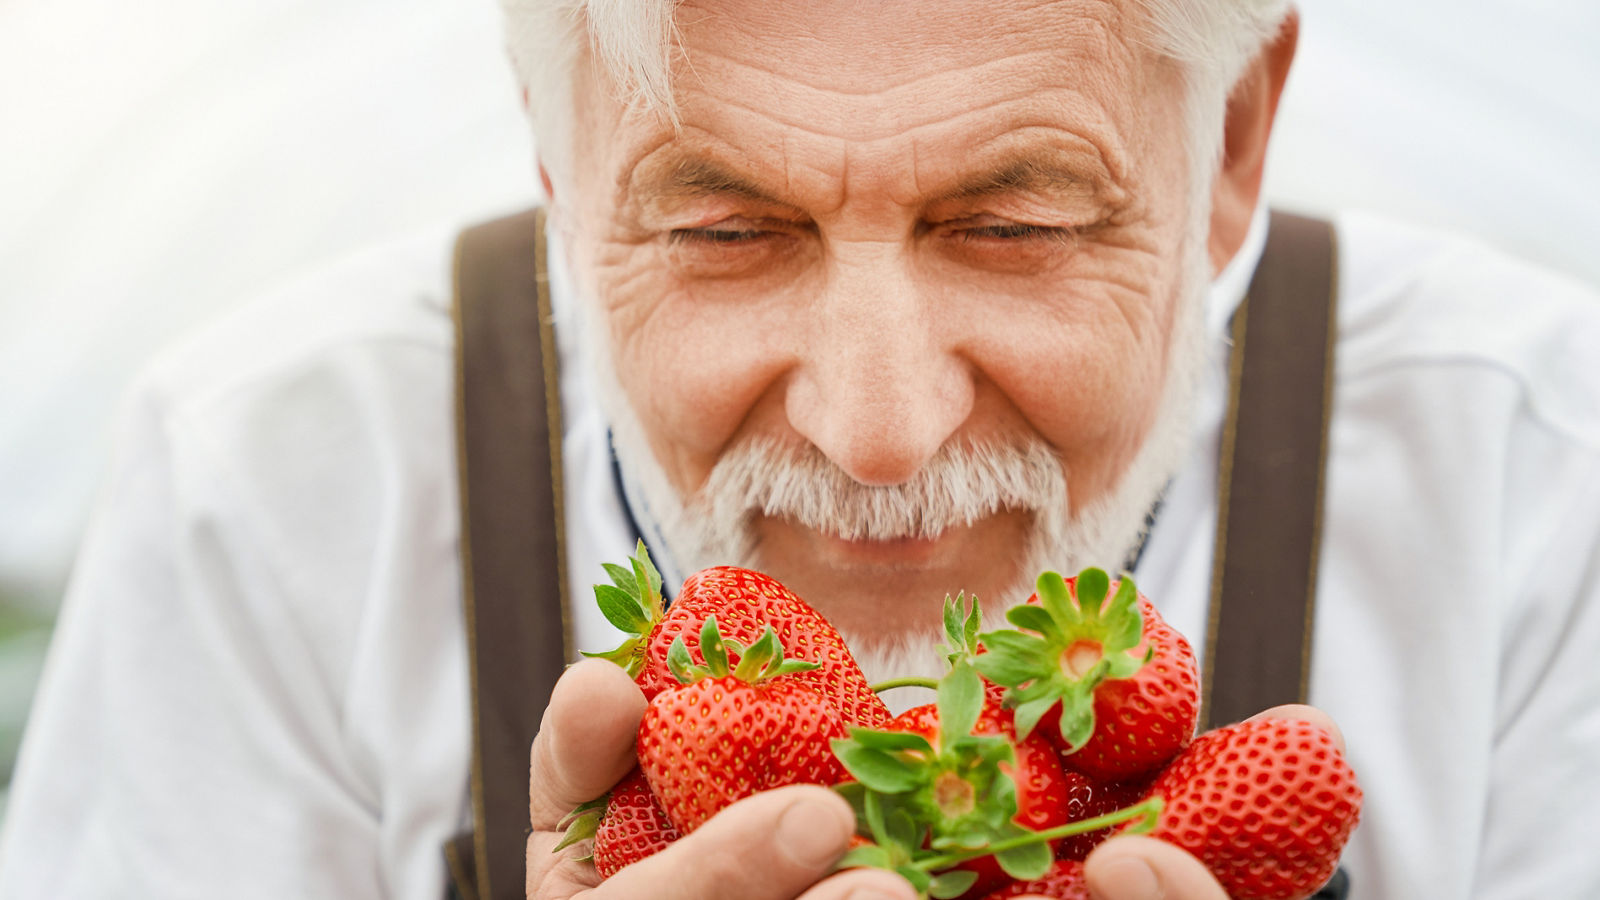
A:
832,657,1169,898
580,541,667,677
941,592,983,669
870,594,983,696
665,616,820,686
552,795,610,862
974,567,1152,751
832,663,1043,885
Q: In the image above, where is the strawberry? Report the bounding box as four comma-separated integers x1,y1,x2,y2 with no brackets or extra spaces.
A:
975,568,1198,780
978,860,1089,899
1139,718,1362,900
1053,770,1149,862
881,699,1072,898
591,768,681,877
636,617,850,834
586,543,890,727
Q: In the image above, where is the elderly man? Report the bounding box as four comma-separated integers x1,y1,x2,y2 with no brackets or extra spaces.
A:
4,0,1600,899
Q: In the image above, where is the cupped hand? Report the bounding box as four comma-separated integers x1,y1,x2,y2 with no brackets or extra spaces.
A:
524,659,918,899
1064,704,1346,900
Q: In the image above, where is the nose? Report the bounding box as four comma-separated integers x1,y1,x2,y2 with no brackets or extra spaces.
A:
784,253,974,486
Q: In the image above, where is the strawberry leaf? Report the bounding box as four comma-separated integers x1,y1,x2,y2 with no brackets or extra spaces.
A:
995,838,1053,880
699,616,730,676
1075,568,1110,618
835,743,924,794
941,593,984,668
1011,691,1058,743
972,631,1048,685
936,664,983,747
928,869,980,898
885,807,921,852
1005,603,1055,636
1035,571,1080,630
593,584,650,634
586,542,667,677
600,562,637,597
848,729,935,753
897,865,934,895
731,627,778,680
863,786,890,844
837,843,893,871
1055,680,1099,751
666,636,697,685
628,541,664,620
578,641,641,669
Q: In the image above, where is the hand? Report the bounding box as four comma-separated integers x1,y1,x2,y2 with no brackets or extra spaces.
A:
1062,704,1347,900
525,659,918,899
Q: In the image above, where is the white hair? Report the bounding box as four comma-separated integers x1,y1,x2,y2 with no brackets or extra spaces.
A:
500,0,1293,198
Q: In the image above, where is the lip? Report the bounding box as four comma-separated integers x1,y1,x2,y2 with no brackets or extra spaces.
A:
815,528,962,568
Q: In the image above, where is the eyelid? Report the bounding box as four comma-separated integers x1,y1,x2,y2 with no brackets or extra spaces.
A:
952,221,1079,244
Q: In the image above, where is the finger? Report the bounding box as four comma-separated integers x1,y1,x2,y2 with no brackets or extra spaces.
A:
528,659,648,830
1085,834,1228,900
796,868,918,900
527,826,602,898
1247,703,1346,752
592,785,856,900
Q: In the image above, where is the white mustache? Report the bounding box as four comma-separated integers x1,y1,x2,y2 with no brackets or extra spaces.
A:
697,438,1069,543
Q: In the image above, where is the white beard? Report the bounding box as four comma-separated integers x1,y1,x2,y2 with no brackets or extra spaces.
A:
574,224,1213,706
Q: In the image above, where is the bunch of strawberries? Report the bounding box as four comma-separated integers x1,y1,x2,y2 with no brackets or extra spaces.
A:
560,545,1362,900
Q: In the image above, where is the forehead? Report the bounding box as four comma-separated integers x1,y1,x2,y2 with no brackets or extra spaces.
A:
577,0,1177,211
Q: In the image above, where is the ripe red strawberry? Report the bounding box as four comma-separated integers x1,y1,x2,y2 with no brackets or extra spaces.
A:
1139,718,1362,900
586,544,890,728
975,568,1198,780
1053,770,1149,862
636,617,850,834
978,860,1089,899
592,767,682,877
883,699,1072,898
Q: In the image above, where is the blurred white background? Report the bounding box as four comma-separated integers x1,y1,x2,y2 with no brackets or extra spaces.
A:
1,0,1597,808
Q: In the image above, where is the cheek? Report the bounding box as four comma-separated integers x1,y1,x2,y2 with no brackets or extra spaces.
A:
958,236,1180,497
589,240,804,492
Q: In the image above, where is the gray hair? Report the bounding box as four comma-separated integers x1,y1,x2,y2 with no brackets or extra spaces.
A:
499,0,1292,197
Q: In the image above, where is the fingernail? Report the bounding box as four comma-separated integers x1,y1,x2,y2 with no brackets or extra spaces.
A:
1098,856,1162,900
776,795,850,868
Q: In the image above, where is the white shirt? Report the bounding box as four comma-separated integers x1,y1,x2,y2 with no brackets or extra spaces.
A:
2,209,1598,899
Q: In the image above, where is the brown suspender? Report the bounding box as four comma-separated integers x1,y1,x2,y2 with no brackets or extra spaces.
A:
1200,211,1339,729
445,209,1338,899
448,208,572,900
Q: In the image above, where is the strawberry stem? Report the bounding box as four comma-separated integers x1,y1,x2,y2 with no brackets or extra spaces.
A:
870,677,941,693
912,797,1164,871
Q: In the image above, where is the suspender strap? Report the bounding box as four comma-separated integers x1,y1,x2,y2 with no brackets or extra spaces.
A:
449,207,572,900
1200,211,1339,730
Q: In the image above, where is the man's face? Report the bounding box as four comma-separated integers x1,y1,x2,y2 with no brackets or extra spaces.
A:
558,0,1203,652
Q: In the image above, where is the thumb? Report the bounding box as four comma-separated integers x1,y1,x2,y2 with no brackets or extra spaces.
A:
528,658,648,830
1084,835,1228,900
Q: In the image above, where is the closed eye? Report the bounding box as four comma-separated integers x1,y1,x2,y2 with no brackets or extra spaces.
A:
670,226,768,244
958,222,1076,243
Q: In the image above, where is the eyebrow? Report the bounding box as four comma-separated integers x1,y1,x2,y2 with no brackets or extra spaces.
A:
627,146,1107,211
934,155,1099,203
634,156,785,206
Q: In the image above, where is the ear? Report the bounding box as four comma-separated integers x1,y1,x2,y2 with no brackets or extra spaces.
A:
538,161,557,203
1207,10,1299,275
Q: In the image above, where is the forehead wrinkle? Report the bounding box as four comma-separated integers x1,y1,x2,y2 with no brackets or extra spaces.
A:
683,47,1105,144
678,0,1134,100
